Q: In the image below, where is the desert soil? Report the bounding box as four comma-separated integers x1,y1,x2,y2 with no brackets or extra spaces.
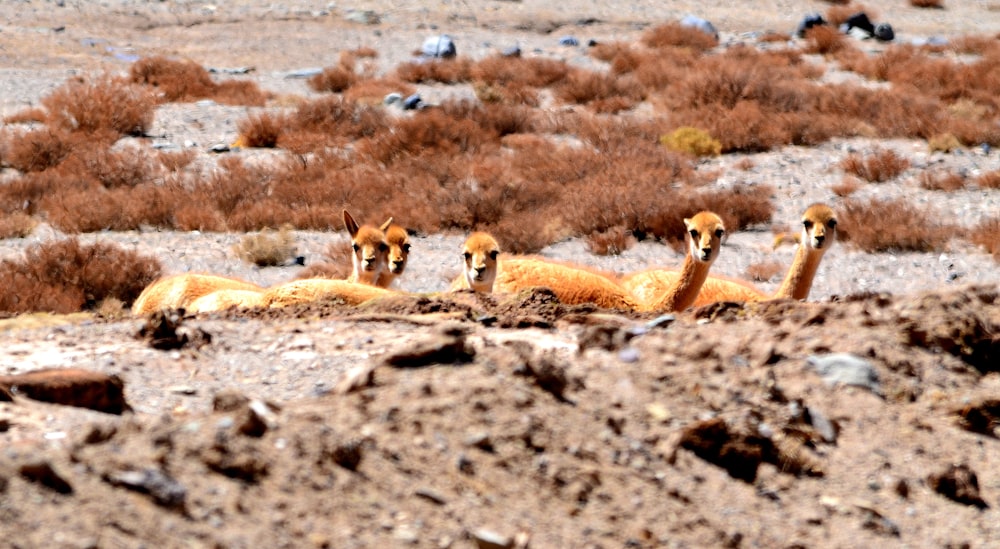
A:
1,1,1000,548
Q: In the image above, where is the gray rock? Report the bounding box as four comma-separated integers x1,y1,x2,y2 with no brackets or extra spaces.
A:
558,35,579,46
471,529,513,549
421,35,456,58
344,9,380,25
807,353,881,395
680,14,718,40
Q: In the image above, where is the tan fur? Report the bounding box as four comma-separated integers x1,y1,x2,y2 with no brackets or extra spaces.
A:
131,273,263,315
375,221,410,289
624,204,837,307
493,256,640,310
622,212,727,312
187,289,267,313
343,209,390,286
449,232,500,293
263,279,394,308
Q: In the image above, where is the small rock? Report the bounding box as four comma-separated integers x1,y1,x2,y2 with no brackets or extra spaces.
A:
421,35,456,58
19,461,73,494
796,13,827,38
402,94,423,110
501,45,521,57
344,9,380,25
618,347,640,363
383,325,472,368
471,529,513,549
928,464,988,508
807,353,881,395
464,432,494,452
209,143,230,153
384,92,403,105
285,67,324,79
334,364,376,394
0,368,129,414
806,406,838,443
414,487,448,505
558,36,579,46
105,468,186,510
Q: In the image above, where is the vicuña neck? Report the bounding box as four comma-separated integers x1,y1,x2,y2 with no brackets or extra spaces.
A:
775,246,825,301
650,254,712,312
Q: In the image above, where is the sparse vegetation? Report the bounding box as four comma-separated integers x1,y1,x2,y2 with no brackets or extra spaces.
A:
233,226,298,267
1,23,998,305
0,238,162,314
919,170,966,191
660,127,722,157
969,217,1000,260
838,198,957,252
841,148,910,182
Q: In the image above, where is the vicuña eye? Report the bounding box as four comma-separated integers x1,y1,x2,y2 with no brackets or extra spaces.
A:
464,252,472,261
803,220,814,229
402,244,412,252
715,229,724,238
352,243,360,252
489,250,499,260
827,219,838,228
689,230,699,239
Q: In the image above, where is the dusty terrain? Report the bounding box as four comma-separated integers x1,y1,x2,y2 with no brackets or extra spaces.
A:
1,1,1000,548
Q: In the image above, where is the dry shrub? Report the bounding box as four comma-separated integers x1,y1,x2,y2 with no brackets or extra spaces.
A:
745,261,784,282
910,0,943,8
660,127,722,157
0,212,38,239
918,170,966,191
1,127,76,172
974,170,1000,189
288,95,390,148
356,106,498,165
342,77,416,105
969,217,1000,260
699,184,775,235
157,149,197,172
733,158,756,170
3,107,47,124
830,176,862,197
759,32,792,43
838,197,956,252
308,66,357,93
804,25,847,55
395,58,473,84
41,74,156,137
840,147,910,182
233,226,298,266
585,226,635,256
553,69,643,110
236,112,288,148
66,145,157,189
928,133,963,153
174,203,226,232
469,56,570,88
0,238,162,314
642,21,718,51
129,56,268,105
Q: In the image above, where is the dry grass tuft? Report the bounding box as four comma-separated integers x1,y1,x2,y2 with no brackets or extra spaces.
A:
840,148,910,182
0,212,38,239
585,226,635,256
974,170,1000,189
838,197,956,252
660,127,722,157
233,226,298,267
918,170,966,192
910,0,944,8
969,217,1000,260
746,261,784,282
129,56,269,106
0,238,162,314
804,25,848,55
41,74,156,137
830,176,862,197
236,112,288,148
642,21,718,51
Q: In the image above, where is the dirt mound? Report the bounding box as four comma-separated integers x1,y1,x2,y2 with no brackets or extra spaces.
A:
1,284,998,547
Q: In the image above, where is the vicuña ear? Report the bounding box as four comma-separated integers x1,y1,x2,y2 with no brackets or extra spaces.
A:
379,217,394,232
343,210,360,238
683,218,693,230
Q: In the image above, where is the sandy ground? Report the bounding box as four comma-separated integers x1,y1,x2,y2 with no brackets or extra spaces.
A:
1,1,1000,548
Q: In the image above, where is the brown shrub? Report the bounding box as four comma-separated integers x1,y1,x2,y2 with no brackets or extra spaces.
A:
0,238,162,314
173,203,226,232
157,149,197,172
395,58,473,84
129,56,268,105
830,176,862,197
804,25,847,55
66,145,157,189
759,32,792,43
585,226,635,256
233,226,298,266
840,147,910,182
969,217,1000,260
0,212,38,239
918,170,966,191
469,56,570,88
342,77,416,105
910,0,943,8
236,112,288,148
838,197,956,252
642,21,718,51
974,170,1000,189
308,66,357,93
746,261,784,282
288,95,390,148
41,74,156,137
1,127,76,172
3,107,47,124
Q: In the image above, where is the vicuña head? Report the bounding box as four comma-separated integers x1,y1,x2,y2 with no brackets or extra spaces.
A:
376,221,411,289
343,209,390,286
450,231,500,293
774,202,837,300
